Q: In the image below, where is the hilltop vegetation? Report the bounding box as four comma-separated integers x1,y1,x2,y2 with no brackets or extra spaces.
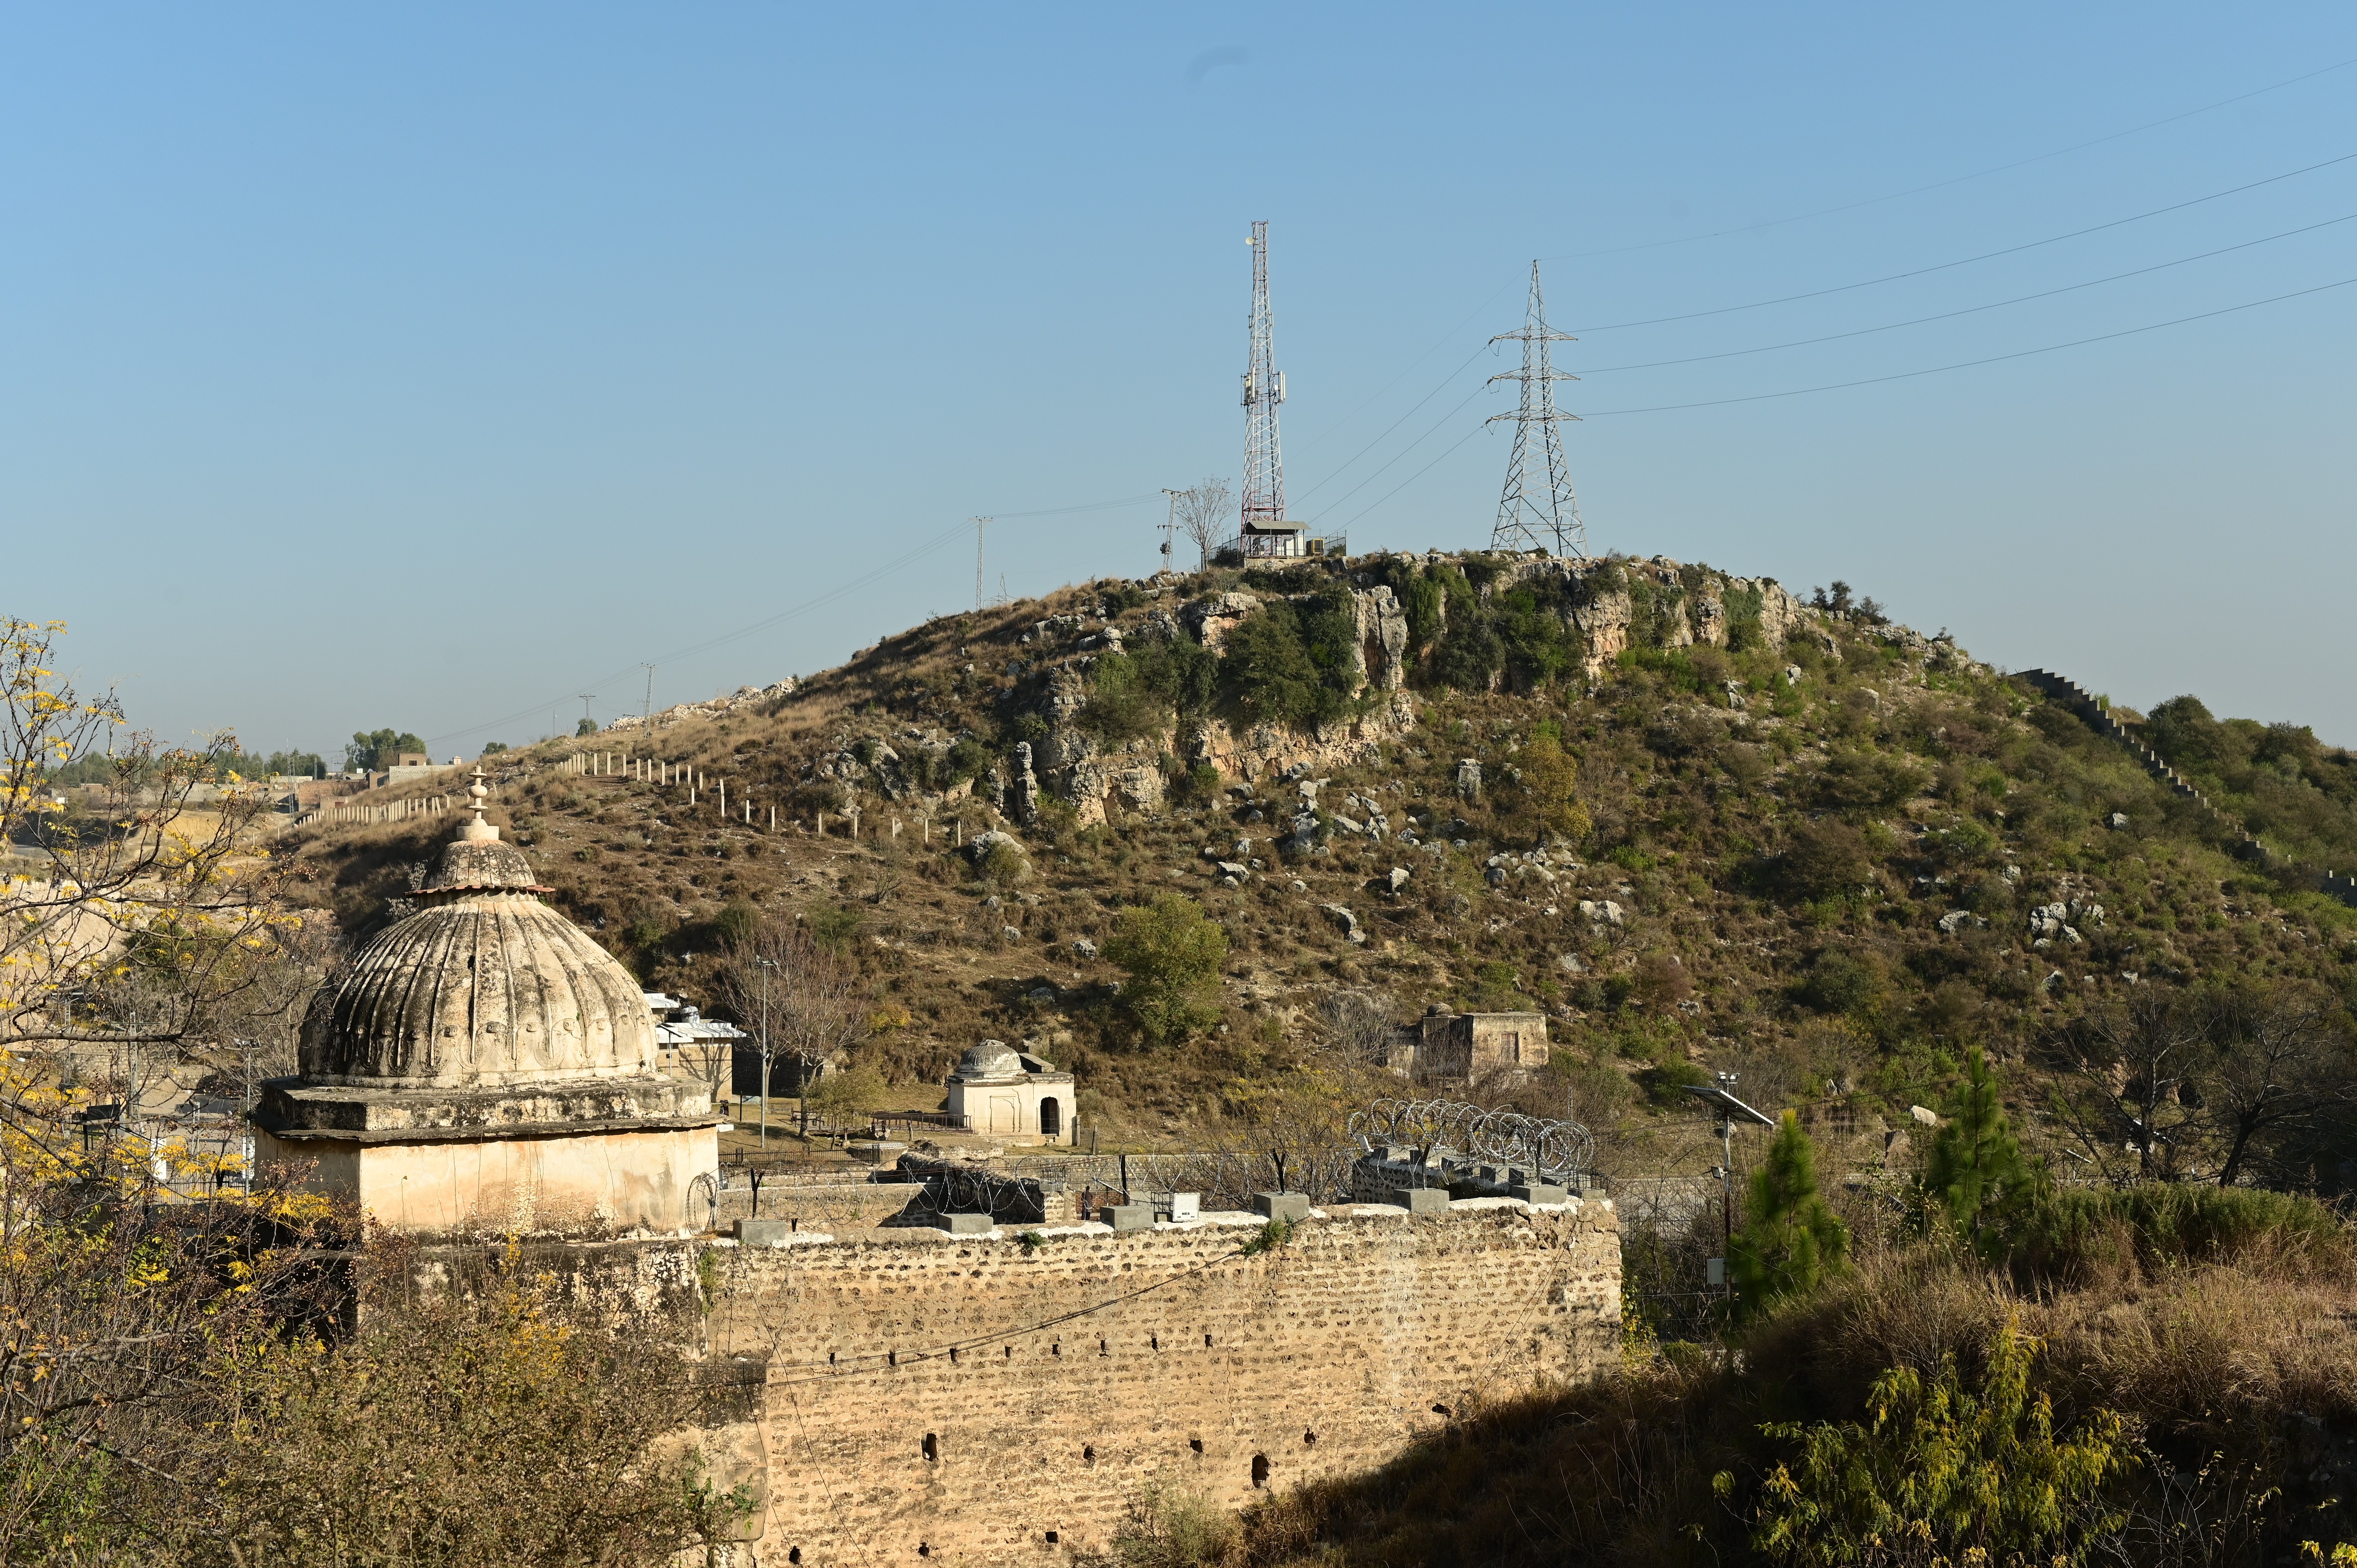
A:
283,549,2357,1182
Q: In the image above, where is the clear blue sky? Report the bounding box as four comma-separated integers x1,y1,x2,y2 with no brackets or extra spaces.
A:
5,4,2353,758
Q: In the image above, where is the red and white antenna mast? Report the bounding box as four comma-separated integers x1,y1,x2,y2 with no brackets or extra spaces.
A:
1240,221,1286,533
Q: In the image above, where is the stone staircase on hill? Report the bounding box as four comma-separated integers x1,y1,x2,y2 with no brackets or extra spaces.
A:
2016,668,2357,909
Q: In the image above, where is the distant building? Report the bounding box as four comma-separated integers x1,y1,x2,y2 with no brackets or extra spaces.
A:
374,753,456,788
645,992,745,1088
1401,1008,1550,1081
944,1039,1074,1144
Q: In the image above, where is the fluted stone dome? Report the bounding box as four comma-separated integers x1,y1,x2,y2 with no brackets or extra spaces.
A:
950,1039,1024,1082
297,779,654,1089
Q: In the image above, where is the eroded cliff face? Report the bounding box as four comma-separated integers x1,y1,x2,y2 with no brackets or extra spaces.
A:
779,550,1956,831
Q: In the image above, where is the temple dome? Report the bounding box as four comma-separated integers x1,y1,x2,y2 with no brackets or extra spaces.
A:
950,1039,1024,1082
297,773,654,1089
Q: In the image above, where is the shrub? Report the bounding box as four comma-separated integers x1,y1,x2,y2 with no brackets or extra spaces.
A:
1730,1112,1849,1321
1076,652,1174,744
1638,1059,1711,1106
1795,950,1877,1016
1514,733,1592,842
1779,820,1873,902
1631,952,1691,1009
1105,894,1229,1047
1922,1047,2046,1262
713,899,759,947
2012,1183,2352,1284
1737,1317,2132,1566
1813,750,1924,809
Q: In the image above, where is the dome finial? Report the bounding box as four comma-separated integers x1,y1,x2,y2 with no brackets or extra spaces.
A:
460,765,498,843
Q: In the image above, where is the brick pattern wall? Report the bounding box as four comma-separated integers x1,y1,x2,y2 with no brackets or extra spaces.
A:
709,1199,1620,1565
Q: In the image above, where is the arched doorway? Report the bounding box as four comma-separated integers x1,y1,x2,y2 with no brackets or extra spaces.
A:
1038,1097,1061,1139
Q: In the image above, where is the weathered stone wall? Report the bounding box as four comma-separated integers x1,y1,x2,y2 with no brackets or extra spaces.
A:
706,1198,1620,1565
714,1180,917,1230
260,1122,716,1239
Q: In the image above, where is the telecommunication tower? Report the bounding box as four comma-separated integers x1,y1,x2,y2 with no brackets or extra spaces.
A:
1488,261,1588,558
1239,222,1287,536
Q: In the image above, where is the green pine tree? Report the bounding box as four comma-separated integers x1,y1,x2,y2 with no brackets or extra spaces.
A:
1730,1111,1850,1321
1922,1046,2045,1263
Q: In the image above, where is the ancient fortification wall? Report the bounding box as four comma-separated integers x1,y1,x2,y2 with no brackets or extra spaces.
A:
706,1197,1620,1566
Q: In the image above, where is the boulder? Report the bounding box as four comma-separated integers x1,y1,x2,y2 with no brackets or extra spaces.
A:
968,830,1028,866
1317,904,1367,944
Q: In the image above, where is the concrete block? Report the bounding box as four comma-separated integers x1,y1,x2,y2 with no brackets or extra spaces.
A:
1385,1187,1449,1213
1104,1204,1155,1231
1509,1183,1569,1205
935,1211,993,1234
1253,1192,1311,1223
733,1218,794,1245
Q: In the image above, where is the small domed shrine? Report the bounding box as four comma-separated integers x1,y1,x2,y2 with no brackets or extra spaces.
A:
943,1038,1074,1145
255,771,721,1236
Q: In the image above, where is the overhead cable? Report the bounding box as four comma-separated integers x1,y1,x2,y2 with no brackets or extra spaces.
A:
1574,209,2357,373
1580,273,2357,415
1545,53,2357,261
1569,148,2357,333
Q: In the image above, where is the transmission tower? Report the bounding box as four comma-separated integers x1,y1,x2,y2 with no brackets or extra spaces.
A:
1488,261,1587,558
1239,221,1286,534
971,517,990,611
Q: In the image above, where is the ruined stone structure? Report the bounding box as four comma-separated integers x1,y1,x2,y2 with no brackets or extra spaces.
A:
256,771,721,1238
703,1195,1620,1563
1408,1008,1549,1079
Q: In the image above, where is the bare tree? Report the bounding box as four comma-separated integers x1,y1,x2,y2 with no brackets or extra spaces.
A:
2193,982,2353,1187
714,917,868,1144
1318,987,1403,1072
0,619,290,1190
1174,477,1232,570
2042,989,2210,1183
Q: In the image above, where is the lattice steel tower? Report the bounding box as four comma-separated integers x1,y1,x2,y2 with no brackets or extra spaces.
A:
1240,221,1286,532
1488,261,1587,557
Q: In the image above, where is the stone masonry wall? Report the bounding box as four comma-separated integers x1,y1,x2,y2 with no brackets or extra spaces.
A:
706,1197,1620,1566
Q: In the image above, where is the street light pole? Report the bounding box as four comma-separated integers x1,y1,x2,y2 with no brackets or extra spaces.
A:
755,958,776,1150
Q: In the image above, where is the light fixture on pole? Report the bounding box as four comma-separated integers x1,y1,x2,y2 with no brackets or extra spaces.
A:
1683,1074,1773,1300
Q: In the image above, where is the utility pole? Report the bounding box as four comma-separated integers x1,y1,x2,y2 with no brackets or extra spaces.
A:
1488,260,1588,558
1239,221,1287,546
578,694,597,736
640,664,657,733
1159,488,1182,574
972,517,991,612
755,957,776,1150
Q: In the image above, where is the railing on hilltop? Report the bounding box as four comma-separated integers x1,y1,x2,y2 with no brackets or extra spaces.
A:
2014,669,2357,908
1211,529,1346,565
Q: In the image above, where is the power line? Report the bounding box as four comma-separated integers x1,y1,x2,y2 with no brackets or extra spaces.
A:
1543,53,2357,262
1304,378,1491,520
1327,270,2357,529
1286,277,1518,459
1291,340,1493,505
1580,272,2357,416
1332,420,1489,533
1567,148,2357,334
421,492,1161,747
1573,209,2357,374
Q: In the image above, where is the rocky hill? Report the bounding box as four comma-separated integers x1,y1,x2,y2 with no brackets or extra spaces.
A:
282,548,2357,1177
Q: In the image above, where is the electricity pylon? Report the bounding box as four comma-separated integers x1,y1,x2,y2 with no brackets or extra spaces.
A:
1488,261,1587,558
